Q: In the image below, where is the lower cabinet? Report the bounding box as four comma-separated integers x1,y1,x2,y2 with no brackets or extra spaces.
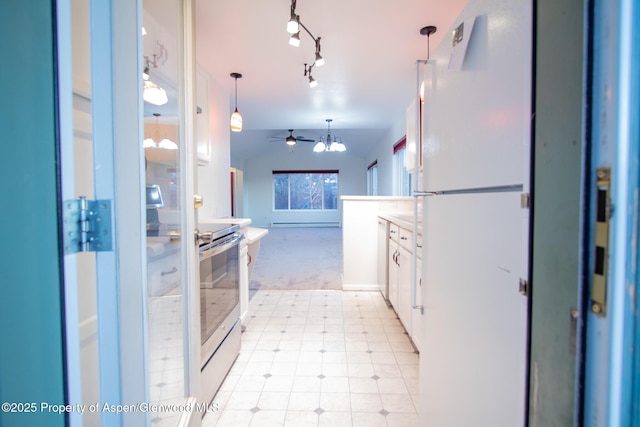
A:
147,250,181,297
412,256,422,352
383,218,422,352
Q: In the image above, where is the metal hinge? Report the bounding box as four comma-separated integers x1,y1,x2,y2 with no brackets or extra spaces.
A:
63,197,113,254
519,278,529,296
521,193,530,209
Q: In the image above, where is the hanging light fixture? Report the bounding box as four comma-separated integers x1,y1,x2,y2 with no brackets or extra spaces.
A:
313,119,346,152
314,37,325,67
143,81,168,106
144,113,178,150
287,0,299,33
230,72,243,132
286,0,327,86
304,63,317,88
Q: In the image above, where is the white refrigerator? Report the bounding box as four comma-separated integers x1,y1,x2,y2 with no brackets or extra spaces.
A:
417,0,532,425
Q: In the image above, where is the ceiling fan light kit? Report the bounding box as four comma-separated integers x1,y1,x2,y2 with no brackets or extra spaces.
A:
286,0,326,88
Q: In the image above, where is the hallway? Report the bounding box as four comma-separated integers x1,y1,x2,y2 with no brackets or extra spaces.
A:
202,290,419,427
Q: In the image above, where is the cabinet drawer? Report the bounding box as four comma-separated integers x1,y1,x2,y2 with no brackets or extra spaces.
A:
389,224,400,243
398,227,413,252
148,251,181,297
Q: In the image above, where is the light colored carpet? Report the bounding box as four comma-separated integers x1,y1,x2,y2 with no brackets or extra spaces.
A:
249,227,343,291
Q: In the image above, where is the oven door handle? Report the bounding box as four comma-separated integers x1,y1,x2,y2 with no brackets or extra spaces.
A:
199,233,243,260
194,229,214,244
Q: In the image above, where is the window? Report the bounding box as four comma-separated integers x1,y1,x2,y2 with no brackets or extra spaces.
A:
273,170,338,210
367,160,378,196
393,137,412,196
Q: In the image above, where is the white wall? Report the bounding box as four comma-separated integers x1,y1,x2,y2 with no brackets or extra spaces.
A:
241,149,366,227
364,119,407,196
197,73,231,219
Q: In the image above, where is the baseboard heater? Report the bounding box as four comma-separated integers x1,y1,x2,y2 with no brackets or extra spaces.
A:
270,221,341,228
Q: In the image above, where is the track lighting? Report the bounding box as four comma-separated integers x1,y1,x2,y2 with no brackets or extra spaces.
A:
314,38,324,67
304,63,317,88
230,72,243,132
142,55,168,105
289,31,301,47
286,0,327,86
143,81,168,106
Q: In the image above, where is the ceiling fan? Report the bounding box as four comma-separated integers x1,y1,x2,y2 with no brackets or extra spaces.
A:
270,129,316,147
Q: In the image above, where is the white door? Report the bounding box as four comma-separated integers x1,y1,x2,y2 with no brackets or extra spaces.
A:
58,0,198,425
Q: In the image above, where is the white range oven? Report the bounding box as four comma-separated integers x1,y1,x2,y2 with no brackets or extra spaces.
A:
197,223,243,405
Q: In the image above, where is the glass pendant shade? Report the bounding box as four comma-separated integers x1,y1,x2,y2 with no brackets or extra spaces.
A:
143,81,168,106
313,142,326,152
230,108,243,132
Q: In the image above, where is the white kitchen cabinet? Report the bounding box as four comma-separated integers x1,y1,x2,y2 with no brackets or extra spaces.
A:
381,215,423,351
396,244,412,330
377,218,389,300
412,256,422,352
147,249,181,297
388,224,400,309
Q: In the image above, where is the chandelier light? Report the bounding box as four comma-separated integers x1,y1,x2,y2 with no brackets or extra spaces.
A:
144,113,178,150
230,72,243,132
286,0,326,87
313,119,346,152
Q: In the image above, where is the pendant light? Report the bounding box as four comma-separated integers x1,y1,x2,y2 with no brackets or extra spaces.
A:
230,72,243,132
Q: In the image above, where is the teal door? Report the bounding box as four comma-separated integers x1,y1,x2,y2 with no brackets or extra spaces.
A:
0,1,66,426
584,0,640,425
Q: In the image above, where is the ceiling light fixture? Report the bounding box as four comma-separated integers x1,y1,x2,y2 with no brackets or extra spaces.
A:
313,119,346,152
144,113,178,150
286,0,326,87
230,72,243,132
304,63,317,88
143,81,168,106
142,54,169,105
286,1,299,33
285,130,297,146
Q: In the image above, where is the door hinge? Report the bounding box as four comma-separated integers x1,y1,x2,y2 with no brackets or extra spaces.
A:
63,197,113,254
519,278,529,296
521,193,530,209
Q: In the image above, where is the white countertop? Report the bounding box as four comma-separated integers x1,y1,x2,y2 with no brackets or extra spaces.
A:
245,226,269,244
199,217,252,228
379,212,422,234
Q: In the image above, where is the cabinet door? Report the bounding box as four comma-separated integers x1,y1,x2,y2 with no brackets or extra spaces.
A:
388,243,399,309
377,219,388,298
397,245,412,330
412,257,422,352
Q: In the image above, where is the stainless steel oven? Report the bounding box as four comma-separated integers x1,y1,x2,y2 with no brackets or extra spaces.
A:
197,223,243,405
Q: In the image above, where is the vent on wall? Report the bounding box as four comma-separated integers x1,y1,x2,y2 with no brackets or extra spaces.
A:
270,221,341,228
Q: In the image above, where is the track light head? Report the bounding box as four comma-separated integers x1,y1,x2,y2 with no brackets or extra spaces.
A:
289,32,301,47
287,14,299,34
308,75,317,88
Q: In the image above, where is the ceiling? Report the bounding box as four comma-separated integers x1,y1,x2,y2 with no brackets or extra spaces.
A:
194,0,467,160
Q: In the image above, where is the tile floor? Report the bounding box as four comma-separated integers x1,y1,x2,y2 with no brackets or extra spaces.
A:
202,290,420,427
